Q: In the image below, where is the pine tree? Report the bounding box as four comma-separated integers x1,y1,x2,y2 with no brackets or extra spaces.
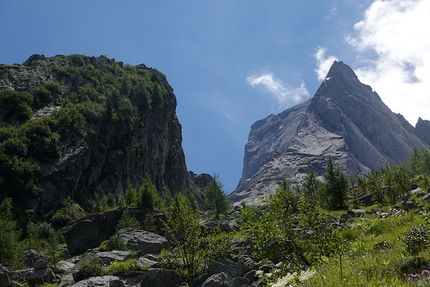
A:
322,157,349,210
203,174,230,220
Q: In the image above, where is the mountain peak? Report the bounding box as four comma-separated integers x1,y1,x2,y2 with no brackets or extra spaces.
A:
231,61,429,206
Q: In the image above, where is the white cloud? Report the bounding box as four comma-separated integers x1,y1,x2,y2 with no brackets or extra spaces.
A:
347,0,430,125
314,47,338,81
246,73,309,108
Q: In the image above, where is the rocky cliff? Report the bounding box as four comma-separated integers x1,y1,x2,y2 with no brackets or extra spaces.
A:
231,61,429,205
0,54,189,215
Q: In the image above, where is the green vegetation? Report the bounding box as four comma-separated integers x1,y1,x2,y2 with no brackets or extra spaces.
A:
203,173,230,219
0,54,171,210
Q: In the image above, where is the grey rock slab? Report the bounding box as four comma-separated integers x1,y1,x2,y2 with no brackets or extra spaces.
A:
208,257,247,278
95,250,132,265
140,268,182,287
119,228,168,254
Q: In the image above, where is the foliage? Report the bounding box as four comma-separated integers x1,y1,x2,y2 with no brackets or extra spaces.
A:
138,174,163,209
0,90,33,122
242,179,339,268
119,175,164,210
23,221,63,265
116,212,141,230
105,258,139,275
321,157,349,210
105,232,127,251
162,193,203,279
51,197,85,227
74,255,103,282
0,198,22,268
203,173,230,220
403,225,430,256
299,169,321,199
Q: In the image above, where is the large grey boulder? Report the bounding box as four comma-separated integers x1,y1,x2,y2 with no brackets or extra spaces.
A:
231,61,430,206
19,268,56,286
62,210,122,255
208,257,247,278
202,272,229,287
119,228,168,254
140,268,182,287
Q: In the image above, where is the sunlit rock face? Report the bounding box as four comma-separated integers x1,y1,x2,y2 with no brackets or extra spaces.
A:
231,61,429,206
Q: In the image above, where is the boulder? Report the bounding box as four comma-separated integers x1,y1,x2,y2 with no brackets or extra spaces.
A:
200,220,235,233
95,250,132,265
0,271,12,287
62,210,122,255
140,268,182,287
33,259,48,270
69,275,120,287
134,257,160,268
202,272,229,287
19,268,56,286
228,277,250,287
208,257,247,278
119,228,168,254
23,249,45,268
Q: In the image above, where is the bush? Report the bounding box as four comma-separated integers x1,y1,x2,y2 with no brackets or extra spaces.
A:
105,233,127,251
116,212,141,230
403,225,430,255
74,255,103,282
105,258,136,275
52,198,85,227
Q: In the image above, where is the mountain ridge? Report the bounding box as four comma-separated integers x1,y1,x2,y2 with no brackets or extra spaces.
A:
231,61,429,205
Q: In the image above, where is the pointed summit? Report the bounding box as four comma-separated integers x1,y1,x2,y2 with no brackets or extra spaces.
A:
231,61,429,206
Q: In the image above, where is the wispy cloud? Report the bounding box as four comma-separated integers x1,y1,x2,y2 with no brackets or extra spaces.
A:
347,0,430,125
314,46,338,81
246,74,309,109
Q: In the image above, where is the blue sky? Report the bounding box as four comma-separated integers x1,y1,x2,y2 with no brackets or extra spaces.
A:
1,1,429,193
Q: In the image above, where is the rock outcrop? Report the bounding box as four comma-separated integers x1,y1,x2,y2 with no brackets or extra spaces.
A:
0,54,190,215
231,61,430,205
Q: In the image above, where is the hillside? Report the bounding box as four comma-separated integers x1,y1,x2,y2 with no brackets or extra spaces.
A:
0,54,190,216
231,61,430,205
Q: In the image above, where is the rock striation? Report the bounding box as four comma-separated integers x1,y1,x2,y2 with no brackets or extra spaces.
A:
231,61,430,205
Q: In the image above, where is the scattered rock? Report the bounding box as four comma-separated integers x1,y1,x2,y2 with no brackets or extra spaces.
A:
208,257,246,278
200,220,235,233
228,277,250,287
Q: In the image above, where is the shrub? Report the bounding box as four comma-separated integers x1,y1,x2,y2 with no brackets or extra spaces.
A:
74,255,103,282
116,212,141,230
105,233,127,251
51,198,85,227
403,225,430,255
105,258,137,275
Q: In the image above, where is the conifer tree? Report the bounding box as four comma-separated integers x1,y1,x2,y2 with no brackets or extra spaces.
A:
203,174,230,220
322,157,349,210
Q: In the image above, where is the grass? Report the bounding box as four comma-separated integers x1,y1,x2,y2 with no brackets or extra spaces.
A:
287,210,430,287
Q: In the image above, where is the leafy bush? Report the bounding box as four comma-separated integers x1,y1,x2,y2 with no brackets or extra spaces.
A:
105,258,137,275
116,212,141,230
0,90,33,122
52,198,85,227
403,225,430,255
105,233,127,251
74,255,103,282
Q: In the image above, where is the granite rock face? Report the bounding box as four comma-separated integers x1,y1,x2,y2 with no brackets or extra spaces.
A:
231,61,430,205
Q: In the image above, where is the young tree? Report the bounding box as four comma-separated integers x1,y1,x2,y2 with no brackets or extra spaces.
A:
322,157,349,210
0,198,22,268
300,169,321,199
163,193,203,279
203,174,230,220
